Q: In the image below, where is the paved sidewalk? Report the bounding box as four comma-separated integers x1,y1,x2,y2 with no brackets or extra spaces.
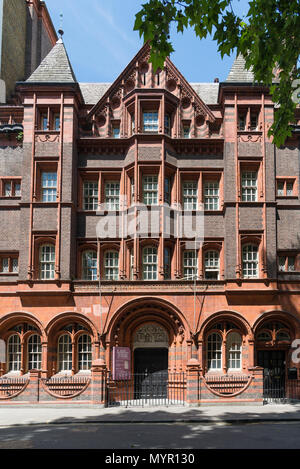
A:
1,404,300,427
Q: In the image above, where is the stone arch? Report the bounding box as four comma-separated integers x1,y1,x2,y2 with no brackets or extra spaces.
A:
198,310,253,341
0,311,46,341
253,309,300,336
105,297,190,346
45,311,98,342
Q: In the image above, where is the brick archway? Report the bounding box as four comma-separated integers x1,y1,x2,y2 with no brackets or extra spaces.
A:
105,298,190,372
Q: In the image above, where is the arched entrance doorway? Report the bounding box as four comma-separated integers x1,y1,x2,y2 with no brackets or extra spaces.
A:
255,318,293,400
133,323,169,399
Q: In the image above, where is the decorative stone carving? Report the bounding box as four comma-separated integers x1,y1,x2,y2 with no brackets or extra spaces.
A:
238,133,262,143
133,323,169,348
35,133,59,143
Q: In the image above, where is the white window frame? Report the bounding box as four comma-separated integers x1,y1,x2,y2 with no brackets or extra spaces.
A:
143,176,158,206
182,181,198,210
83,181,98,211
241,171,257,202
105,181,120,210
82,250,97,280
143,111,158,133
28,334,42,370
207,332,222,371
58,334,72,372
78,334,92,371
104,251,119,280
7,334,21,372
204,181,219,210
226,332,242,371
183,250,198,280
39,244,55,280
204,251,220,280
41,172,57,202
142,246,158,280
242,244,259,279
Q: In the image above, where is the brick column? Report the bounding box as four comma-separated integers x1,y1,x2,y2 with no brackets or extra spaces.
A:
0,363,5,377
91,359,107,406
186,358,201,407
248,366,264,403
24,369,41,402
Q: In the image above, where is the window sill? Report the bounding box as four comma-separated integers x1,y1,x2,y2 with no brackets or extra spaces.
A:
278,270,300,274
0,272,18,276
204,209,223,214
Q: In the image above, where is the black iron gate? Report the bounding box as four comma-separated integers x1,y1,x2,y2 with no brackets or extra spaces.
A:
257,350,286,403
106,372,186,407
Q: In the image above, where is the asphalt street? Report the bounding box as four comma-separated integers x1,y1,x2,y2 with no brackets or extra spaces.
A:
0,421,300,449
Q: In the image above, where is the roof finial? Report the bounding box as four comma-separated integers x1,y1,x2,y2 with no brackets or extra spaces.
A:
58,13,64,42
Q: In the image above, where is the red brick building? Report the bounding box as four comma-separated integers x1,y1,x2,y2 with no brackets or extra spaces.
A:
0,17,299,404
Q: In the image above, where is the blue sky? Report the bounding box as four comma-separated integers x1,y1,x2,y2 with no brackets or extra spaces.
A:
46,0,251,84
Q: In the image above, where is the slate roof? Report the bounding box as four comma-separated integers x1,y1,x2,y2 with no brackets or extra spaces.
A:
79,82,219,105
79,83,111,105
190,83,219,105
26,39,77,83
226,54,255,83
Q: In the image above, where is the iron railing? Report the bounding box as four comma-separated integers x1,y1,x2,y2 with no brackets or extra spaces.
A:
264,377,300,403
204,375,250,395
42,376,90,397
0,377,28,398
107,371,186,407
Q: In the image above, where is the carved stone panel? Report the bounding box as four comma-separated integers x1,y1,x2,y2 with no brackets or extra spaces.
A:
133,323,169,349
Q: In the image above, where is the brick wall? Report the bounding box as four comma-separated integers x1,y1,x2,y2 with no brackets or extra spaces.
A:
1,0,26,100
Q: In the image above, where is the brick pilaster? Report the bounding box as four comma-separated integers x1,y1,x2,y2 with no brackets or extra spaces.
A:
186,358,201,406
91,359,107,406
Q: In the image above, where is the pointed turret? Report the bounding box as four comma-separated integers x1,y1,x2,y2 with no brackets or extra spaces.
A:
226,54,254,83
26,38,77,83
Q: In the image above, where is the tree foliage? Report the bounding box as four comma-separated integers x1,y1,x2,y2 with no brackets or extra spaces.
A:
134,0,300,146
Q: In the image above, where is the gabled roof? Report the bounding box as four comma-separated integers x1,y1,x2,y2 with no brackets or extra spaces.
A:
226,54,255,83
26,39,77,83
87,42,215,122
79,82,219,106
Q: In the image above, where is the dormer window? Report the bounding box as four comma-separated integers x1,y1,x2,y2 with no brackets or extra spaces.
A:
143,112,158,133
